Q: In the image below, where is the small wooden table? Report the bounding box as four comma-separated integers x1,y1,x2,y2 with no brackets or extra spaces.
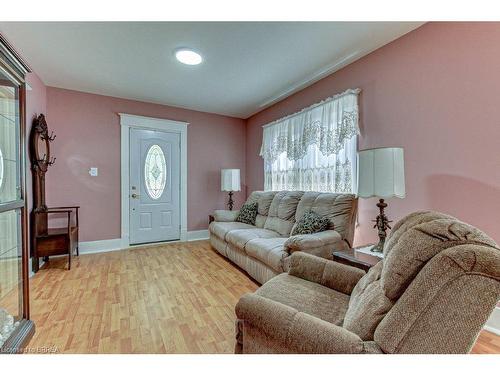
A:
332,245,382,272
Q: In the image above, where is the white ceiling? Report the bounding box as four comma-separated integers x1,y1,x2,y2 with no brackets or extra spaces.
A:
0,22,423,118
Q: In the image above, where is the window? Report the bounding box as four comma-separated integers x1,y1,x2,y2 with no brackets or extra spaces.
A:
260,89,360,193
144,144,167,200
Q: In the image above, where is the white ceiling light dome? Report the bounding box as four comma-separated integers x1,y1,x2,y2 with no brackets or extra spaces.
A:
175,48,203,65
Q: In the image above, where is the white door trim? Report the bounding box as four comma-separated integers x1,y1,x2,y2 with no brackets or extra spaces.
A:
119,113,188,245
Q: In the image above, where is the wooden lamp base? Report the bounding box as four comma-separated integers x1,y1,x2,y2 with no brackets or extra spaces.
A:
227,191,234,211
371,198,392,253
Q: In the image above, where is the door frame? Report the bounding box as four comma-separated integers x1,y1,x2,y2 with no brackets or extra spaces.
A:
119,113,188,246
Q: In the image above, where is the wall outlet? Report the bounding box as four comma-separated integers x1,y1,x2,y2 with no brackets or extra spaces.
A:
89,167,98,177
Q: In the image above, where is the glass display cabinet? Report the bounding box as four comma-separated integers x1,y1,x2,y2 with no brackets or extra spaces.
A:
0,35,34,353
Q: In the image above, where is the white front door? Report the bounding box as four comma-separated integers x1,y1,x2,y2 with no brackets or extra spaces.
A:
129,128,180,244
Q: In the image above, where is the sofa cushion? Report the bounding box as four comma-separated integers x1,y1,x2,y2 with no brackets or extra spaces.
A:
226,228,282,250
380,211,498,301
243,191,278,228
244,191,262,205
257,191,278,216
255,214,267,229
293,192,357,245
256,273,350,325
235,202,258,225
209,221,255,240
256,191,278,228
342,262,393,340
245,238,289,272
291,210,330,235
264,191,304,236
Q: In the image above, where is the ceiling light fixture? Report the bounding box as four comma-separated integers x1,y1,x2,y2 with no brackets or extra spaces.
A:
175,48,203,65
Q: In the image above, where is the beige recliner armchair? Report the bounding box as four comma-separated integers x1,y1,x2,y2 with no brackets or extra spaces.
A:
235,211,500,354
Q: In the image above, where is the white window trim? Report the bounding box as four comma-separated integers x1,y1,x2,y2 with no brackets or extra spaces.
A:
119,113,188,246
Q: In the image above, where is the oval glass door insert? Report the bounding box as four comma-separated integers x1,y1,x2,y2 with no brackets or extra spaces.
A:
144,144,167,200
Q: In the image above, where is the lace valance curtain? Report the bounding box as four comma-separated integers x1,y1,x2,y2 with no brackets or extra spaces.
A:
260,88,360,193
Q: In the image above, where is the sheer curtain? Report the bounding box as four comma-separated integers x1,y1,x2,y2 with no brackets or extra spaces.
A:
260,88,360,193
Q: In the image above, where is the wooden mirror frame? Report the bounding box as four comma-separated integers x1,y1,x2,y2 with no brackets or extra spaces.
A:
29,114,56,213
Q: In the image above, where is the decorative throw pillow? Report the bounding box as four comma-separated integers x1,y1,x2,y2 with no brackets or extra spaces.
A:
235,202,258,225
291,210,330,236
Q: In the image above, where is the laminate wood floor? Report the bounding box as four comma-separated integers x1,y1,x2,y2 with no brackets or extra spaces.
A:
26,240,257,353
21,240,500,354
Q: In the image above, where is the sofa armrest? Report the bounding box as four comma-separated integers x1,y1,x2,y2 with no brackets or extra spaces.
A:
213,209,239,222
236,293,364,353
284,230,348,258
288,252,366,295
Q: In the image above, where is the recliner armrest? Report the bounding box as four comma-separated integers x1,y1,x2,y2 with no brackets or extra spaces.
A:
213,210,239,222
236,293,364,353
284,230,348,259
288,252,366,295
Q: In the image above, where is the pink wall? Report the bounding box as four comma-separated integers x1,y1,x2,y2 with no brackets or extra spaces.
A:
26,73,47,124
45,87,246,242
246,22,500,245
25,73,47,251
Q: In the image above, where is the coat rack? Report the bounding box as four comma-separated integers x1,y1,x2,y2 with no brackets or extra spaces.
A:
29,114,79,271
30,114,54,213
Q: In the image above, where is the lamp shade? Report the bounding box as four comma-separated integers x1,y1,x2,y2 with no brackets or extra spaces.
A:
357,147,405,199
221,169,241,192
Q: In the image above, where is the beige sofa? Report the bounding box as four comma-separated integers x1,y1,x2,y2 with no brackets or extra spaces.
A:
209,191,357,284
235,211,500,354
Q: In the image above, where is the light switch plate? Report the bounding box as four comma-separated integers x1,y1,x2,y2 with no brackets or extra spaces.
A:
89,167,98,177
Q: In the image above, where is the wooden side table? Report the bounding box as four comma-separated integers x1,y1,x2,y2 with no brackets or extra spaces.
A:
332,245,382,272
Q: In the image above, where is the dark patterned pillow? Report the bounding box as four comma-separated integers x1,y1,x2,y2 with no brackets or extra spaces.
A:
291,210,331,236
235,202,258,225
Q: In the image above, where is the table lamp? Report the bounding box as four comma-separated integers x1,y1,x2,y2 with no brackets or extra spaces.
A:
221,169,241,210
357,147,405,252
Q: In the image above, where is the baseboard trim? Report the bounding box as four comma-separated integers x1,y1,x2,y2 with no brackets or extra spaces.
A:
484,325,500,336
484,307,500,336
187,230,209,241
79,238,126,255
77,230,209,255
